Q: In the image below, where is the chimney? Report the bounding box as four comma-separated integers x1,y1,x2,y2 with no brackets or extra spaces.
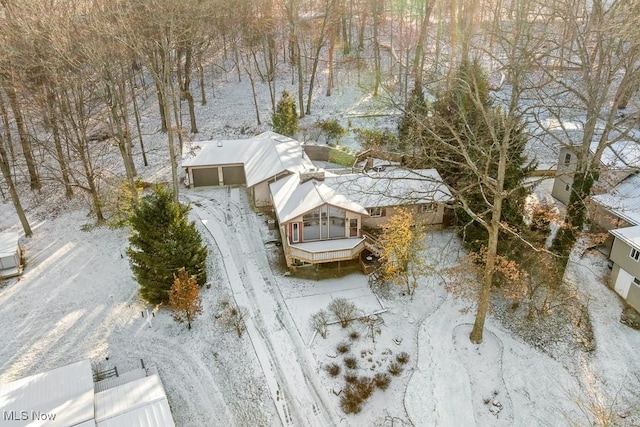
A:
299,167,325,183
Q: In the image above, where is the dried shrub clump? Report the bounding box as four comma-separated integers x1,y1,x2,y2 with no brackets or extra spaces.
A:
325,363,341,377
388,362,403,376
348,330,360,340
336,342,350,354
344,356,358,369
396,351,410,365
339,376,374,414
373,372,391,390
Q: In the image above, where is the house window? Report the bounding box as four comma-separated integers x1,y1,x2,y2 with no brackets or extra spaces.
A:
291,222,300,243
564,152,572,166
630,248,640,262
328,206,346,239
419,203,436,213
368,207,385,217
634,277,640,287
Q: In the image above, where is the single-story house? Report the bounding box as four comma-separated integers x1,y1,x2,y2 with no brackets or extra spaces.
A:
0,231,22,279
590,173,640,232
182,131,314,207
608,226,640,313
0,359,175,427
269,167,453,269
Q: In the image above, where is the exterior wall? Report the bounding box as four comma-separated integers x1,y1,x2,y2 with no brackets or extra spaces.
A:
361,204,445,230
253,181,271,207
551,147,578,205
283,206,363,244
610,238,640,280
628,280,640,312
589,202,632,232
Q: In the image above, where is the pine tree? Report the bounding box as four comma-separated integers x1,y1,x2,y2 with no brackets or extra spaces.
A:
127,186,207,304
169,267,203,330
272,90,298,137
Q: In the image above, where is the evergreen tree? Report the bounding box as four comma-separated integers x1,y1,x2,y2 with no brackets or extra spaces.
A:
404,60,534,251
272,90,299,137
127,186,207,304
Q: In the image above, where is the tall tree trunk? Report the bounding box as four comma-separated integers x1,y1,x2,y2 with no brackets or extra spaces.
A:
128,70,148,167
0,136,32,237
181,45,198,133
6,85,40,190
372,0,382,96
46,86,73,199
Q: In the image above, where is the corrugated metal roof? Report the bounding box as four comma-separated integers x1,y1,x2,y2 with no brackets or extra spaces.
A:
94,374,169,423
0,359,95,427
181,131,314,187
592,174,640,226
0,231,20,258
96,400,174,427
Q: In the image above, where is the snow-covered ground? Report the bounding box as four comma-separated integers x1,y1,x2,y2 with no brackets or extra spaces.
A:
1,68,639,427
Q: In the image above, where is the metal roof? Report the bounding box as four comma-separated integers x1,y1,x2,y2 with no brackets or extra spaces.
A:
592,174,640,226
0,359,95,427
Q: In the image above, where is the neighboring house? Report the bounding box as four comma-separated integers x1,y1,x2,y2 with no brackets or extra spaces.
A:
0,359,175,427
269,167,453,269
0,231,22,279
608,226,640,313
182,131,314,207
591,173,640,232
551,139,640,205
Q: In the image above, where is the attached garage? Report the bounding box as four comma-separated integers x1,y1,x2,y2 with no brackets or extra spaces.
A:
192,168,220,187
222,166,246,185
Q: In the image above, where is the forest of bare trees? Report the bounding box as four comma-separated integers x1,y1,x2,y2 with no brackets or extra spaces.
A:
0,0,639,343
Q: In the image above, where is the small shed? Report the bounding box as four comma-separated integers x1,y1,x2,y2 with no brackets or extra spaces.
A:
0,231,22,279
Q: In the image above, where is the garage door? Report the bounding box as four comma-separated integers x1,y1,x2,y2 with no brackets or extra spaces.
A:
222,166,246,185
192,168,220,187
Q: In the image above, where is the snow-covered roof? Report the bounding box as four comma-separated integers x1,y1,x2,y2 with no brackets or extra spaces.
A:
592,174,640,226
95,374,174,427
610,225,640,249
0,231,20,258
326,168,454,208
0,359,95,427
270,173,369,223
270,167,452,223
181,131,314,187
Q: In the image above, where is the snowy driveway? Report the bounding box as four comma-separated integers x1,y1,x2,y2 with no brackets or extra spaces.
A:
188,187,338,427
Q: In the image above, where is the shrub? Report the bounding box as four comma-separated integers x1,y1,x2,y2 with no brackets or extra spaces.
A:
353,376,374,400
348,330,360,341
336,342,350,354
388,362,403,376
329,298,357,328
373,372,391,390
325,363,341,377
318,119,346,142
344,372,358,383
396,351,410,365
340,388,363,414
272,91,298,137
354,128,398,150
344,356,358,369
310,310,329,339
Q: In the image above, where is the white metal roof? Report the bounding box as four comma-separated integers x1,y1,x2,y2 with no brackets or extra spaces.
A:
592,174,640,226
326,168,453,208
0,231,20,258
96,399,174,427
94,374,172,426
270,173,369,223
0,359,95,427
610,225,640,249
181,131,314,187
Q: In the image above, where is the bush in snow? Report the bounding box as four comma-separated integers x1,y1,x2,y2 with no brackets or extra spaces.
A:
396,351,410,365
336,342,350,354
387,362,403,376
310,309,329,338
373,372,391,390
344,356,358,369
218,301,248,338
328,297,357,328
325,363,341,377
